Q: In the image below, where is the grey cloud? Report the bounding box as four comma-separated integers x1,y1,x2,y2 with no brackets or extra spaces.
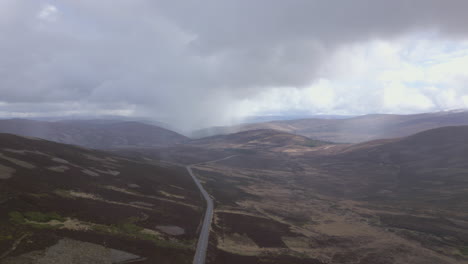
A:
1,0,468,131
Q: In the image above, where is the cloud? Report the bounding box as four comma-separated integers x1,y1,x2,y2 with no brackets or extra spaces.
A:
240,37,468,116
37,4,58,21
1,1,468,131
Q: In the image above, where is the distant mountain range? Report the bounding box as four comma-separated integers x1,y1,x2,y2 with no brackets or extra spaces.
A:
194,110,468,143
242,114,355,123
0,119,188,149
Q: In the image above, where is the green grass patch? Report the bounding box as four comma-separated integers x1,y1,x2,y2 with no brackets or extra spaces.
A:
91,218,144,236
91,217,192,250
139,233,193,249
23,211,65,222
9,211,65,228
0,234,13,241
27,222,63,229
459,247,468,256
91,224,110,233
115,222,144,234
9,211,25,225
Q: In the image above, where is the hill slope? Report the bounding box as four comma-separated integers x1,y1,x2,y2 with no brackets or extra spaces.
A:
115,129,330,165
0,119,188,149
299,125,468,209
174,125,468,263
194,110,468,143
106,125,468,263
190,129,328,150
0,133,201,263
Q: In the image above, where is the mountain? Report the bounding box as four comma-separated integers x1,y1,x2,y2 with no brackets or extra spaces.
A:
0,119,188,149
0,133,202,263
193,110,468,143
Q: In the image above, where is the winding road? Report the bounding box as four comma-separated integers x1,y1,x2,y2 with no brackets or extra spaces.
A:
187,155,237,264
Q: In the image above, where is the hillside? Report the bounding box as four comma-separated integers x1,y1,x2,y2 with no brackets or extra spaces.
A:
0,119,188,149
308,125,468,203
194,110,468,143
170,125,468,263
0,133,202,263
6,123,467,264
190,129,328,150
114,129,331,166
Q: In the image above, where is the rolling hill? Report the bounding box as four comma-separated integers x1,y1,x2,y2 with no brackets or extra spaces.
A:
113,129,330,165
3,120,468,263
190,129,329,150
174,125,468,263
308,125,468,203
194,110,468,143
0,119,188,149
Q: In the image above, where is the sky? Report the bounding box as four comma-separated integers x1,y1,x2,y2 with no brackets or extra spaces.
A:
1,0,468,132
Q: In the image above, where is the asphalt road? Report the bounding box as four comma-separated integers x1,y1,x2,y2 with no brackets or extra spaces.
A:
188,155,236,264
187,165,213,264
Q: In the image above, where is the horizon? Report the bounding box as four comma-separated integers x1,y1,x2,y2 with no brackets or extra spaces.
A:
0,107,467,137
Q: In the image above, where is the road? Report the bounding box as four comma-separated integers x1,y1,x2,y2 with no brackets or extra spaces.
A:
187,165,213,264
187,155,236,264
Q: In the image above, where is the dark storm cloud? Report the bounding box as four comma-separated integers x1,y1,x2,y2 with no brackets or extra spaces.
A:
1,0,468,130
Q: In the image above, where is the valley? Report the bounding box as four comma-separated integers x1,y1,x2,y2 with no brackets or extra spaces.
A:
3,2,468,263
1,119,468,263
187,127,468,263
